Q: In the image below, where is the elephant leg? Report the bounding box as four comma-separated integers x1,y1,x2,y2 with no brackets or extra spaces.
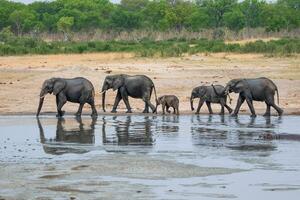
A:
206,102,213,114
263,101,271,116
176,106,179,115
166,105,171,113
120,88,132,113
111,91,122,113
145,98,156,113
232,95,245,117
246,98,256,117
76,103,85,116
269,98,283,116
173,107,176,114
56,95,67,117
196,99,204,114
162,104,166,115
88,99,98,117
143,102,149,113
266,95,283,116
143,96,156,113
225,104,233,114
219,99,225,115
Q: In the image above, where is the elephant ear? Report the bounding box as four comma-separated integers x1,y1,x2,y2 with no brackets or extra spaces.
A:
53,79,66,95
233,80,244,93
198,87,207,97
113,76,124,91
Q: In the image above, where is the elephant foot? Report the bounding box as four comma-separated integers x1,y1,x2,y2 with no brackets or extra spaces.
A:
278,109,284,116
219,112,225,115
91,112,98,117
142,110,149,113
56,111,65,117
250,114,257,118
228,109,233,114
126,110,132,113
209,112,213,115
230,113,238,117
263,112,270,117
195,112,199,115
75,112,81,117
111,109,117,113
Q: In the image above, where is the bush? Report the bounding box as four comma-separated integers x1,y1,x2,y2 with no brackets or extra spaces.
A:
0,36,299,56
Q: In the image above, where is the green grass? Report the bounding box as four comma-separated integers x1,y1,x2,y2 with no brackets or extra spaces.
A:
0,34,299,57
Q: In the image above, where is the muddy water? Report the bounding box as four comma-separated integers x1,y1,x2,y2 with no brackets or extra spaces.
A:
0,115,300,199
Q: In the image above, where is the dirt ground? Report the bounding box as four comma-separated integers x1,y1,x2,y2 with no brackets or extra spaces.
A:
0,52,299,115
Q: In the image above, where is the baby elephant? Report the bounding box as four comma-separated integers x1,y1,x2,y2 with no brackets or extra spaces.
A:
190,85,232,115
157,95,179,115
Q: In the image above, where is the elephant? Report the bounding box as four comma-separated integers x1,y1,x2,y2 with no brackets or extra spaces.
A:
190,85,232,115
222,77,283,117
156,95,179,115
102,116,153,146
37,117,96,155
101,74,158,113
37,77,97,117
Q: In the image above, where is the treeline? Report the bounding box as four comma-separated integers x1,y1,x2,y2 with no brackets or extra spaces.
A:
0,0,299,38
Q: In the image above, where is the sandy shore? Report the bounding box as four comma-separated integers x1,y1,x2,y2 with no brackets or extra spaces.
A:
0,52,299,115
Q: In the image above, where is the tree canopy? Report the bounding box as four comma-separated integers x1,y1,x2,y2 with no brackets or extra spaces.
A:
0,0,299,34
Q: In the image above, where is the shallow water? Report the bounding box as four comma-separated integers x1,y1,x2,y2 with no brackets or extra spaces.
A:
1,115,300,199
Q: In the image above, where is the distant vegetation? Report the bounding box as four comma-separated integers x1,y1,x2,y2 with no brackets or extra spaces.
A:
0,0,299,37
0,0,299,56
1,29,299,56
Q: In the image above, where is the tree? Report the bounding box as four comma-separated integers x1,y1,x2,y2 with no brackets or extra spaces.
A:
240,0,265,28
224,9,245,33
203,0,238,28
57,16,74,41
9,9,36,36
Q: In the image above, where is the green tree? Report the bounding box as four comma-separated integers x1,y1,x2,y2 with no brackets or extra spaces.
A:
240,0,265,28
57,16,74,41
203,0,238,28
9,9,36,36
224,8,245,33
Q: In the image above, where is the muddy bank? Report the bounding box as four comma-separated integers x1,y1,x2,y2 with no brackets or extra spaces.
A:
0,53,299,115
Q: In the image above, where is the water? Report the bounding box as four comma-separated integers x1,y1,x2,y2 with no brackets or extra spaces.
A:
0,115,300,199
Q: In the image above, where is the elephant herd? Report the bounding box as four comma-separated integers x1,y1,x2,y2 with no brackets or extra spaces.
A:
36,75,283,118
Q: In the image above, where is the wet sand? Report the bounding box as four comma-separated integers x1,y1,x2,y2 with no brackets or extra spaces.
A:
0,53,299,115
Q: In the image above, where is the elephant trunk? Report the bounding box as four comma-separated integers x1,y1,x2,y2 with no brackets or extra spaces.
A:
190,96,194,111
37,89,47,116
37,96,44,116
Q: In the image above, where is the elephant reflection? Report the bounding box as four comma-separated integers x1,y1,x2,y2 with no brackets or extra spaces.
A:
37,117,97,155
158,115,180,133
191,115,277,151
102,116,154,145
191,115,228,145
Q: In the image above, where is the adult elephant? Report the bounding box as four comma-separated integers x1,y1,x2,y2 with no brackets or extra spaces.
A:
223,77,283,117
190,85,232,115
37,77,97,117
101,74,157,113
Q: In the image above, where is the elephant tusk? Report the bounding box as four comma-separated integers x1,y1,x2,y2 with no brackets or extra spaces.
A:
99,90,106,94
40,94,46,99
